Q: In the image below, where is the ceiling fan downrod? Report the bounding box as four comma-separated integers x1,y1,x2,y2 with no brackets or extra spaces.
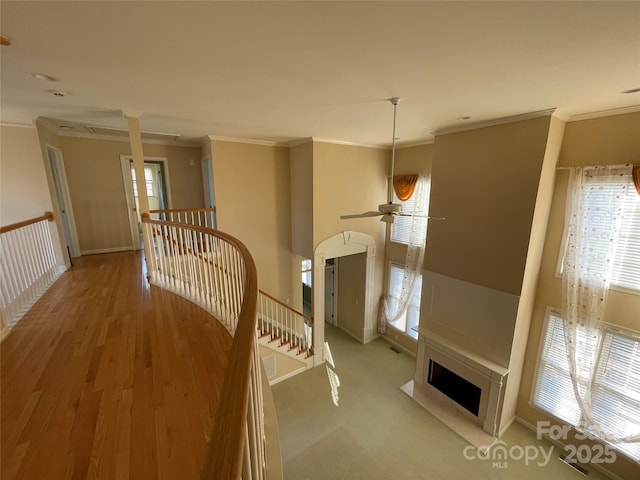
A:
388,97,401,204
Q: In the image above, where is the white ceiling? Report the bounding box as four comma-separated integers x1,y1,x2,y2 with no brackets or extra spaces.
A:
1,1,639,147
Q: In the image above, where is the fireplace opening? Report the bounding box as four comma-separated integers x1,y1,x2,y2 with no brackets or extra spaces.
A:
428,359,481,416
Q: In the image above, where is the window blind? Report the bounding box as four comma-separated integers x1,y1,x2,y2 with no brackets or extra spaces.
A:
533,311,640,461
559,175,640,292
391,190,418,244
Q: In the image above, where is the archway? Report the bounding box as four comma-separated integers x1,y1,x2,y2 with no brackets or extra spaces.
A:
312,231,377,366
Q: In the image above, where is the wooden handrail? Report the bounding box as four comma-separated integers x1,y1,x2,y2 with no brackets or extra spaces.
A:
0,211,54,234
259,289,314,325
149,207,216,214
141,213,259,479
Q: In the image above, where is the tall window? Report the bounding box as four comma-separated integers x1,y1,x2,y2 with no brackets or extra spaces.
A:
533,310,640,462
391,177,431,244
387,263,422,339
558,172,640,292
301,259,312,287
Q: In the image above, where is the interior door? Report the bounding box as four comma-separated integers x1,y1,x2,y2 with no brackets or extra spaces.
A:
47,146,79,258
325,262,336,326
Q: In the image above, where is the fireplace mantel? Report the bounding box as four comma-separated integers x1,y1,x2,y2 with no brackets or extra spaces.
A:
412,329,510,439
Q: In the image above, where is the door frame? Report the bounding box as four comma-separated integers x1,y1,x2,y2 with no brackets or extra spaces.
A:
46,145,80,258
200,155,217,228
120,155,171,249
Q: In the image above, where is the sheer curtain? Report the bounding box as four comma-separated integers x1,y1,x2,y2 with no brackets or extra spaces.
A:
379,174,430,334
562,163,640,443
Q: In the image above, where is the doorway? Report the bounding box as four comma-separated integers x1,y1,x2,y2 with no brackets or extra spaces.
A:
46,146,80,259
120,156,171,249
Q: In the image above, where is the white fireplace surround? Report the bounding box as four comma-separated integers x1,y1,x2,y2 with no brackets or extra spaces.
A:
414,330,509,438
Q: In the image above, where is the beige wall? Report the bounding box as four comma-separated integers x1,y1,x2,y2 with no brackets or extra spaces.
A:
289,141,314,260
336,253,367,340
427,116,552,295
57,136,202,253
211,140,294,303
517,112,640,480
0,126,55,225
0,125,66,268
312,142,388,249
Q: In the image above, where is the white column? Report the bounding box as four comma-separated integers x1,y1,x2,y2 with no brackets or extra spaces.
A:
312,253,326,366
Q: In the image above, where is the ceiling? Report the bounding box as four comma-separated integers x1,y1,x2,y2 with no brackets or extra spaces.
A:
1,1,639,147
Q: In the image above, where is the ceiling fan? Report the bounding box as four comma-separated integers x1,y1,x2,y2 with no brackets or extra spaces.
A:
340,98,444,224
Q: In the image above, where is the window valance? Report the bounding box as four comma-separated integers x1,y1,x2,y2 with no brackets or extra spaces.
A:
393,174,419,201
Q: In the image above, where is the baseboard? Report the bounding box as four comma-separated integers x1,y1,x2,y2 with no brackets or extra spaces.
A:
336,324,363,343
80,246,134,255
268,365,308,386
499,415,516,437
514,416,625,480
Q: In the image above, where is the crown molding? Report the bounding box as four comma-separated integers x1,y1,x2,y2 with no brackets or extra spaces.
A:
434,108,557,137
0,121,35,129
305,137,388,150
567,104,640,122
56,130,200,147
397,138,435,149
209,135,287,147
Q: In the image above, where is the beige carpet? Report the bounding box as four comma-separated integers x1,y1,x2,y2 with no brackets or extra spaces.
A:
272,325,612,480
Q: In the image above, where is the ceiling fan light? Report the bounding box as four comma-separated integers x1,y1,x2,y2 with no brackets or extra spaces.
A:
380,214,395,224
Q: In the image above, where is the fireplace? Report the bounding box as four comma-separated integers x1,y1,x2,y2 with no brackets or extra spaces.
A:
428,359,481,416
409,330,509,439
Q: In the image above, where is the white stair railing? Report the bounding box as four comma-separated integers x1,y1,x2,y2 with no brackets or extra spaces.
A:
0,212,63,329
141,213,268,480
150,207,216,229
258,290,313,357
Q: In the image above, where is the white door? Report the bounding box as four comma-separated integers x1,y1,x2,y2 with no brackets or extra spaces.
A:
47,146,80,258
325,263,336,325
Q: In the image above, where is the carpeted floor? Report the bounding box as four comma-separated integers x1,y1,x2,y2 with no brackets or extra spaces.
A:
272,324,611,480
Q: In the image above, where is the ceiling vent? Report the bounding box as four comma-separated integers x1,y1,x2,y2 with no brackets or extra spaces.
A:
85,125,180,142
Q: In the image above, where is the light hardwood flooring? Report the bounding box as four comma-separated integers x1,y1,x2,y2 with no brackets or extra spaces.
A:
1,251,232,480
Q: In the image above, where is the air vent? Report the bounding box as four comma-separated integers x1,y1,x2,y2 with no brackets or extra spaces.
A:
559,455,589,475
86,125,180,141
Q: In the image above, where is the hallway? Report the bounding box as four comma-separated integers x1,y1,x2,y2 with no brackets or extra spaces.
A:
1,251,231,480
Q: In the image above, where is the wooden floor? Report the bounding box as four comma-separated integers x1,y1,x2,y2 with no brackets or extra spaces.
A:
1,251,232,480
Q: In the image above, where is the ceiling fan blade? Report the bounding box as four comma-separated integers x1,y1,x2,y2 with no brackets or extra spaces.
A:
340,211,384,219
395,213,446,221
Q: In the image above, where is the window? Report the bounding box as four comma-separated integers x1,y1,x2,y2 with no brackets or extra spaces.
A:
559,173,640,292
533,310,640,461
387,264,422,339
301,259,312,287
131,166,156,197
391,177,431,244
